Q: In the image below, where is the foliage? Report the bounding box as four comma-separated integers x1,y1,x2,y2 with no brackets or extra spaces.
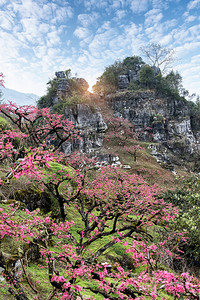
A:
165,71,189,97
105,116,143,162
155,71,188,100
162,175,200,267
37,74,89,111
0,102,77,152
0,202,199,300
93,61,124,94
93,56,145,94
53,92,90,114
37,78,58,108
0,116,10,131
121,56,144,73
105,116,138,145
139,65,155,89
68,77,89,95
128,81,142,91
92,51,189,100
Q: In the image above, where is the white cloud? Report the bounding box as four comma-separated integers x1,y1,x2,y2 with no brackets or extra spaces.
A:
172,24,200,45
145,9,163,26
186,15,197,22
0,11,14,30
0,0,8,5
174,41,200,57
151,0,167,9
110,0,122,9
83,0,108,10
74,26,91,39
0,0,199,98
77,12,99,27
20,17,41,43
159,34,173,45
163,19,177,30
130,0,149,13
114,9,127,20
47,30,61,46
187,0,200,10
176,60,200,96
33,46,47,59
96,21,112,33
124,22,139,36
88,24,118,57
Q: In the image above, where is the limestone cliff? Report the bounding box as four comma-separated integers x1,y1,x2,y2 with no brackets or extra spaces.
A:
49,71,107,155
47,71,199,170
105,90,199,168
61,103,107,155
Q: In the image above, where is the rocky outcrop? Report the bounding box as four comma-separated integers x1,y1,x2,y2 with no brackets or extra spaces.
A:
61,104,107,155
51,71,199,170
106,91,199,166
118,66,160,90
48,71,108,156
52,71,89,105
118,75,130,90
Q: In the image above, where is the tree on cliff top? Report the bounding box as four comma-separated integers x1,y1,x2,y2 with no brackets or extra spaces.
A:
139,64,155,89
140,43,175,74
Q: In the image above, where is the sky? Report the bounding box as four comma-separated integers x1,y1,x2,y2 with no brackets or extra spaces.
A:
0,0,200,98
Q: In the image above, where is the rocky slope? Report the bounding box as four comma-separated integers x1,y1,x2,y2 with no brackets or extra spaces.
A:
49,71,200,171
106,90,199,169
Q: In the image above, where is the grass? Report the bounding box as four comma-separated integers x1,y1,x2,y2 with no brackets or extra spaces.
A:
102,136,179,191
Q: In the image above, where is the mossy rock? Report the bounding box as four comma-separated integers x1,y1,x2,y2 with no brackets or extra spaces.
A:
15,187,52,213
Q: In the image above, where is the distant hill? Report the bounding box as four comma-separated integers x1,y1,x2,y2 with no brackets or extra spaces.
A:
1,87,40,106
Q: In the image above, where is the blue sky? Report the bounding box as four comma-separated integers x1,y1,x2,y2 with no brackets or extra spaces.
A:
0,0,200,97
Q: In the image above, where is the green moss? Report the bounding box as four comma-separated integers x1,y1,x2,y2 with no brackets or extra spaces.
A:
0,116,10,131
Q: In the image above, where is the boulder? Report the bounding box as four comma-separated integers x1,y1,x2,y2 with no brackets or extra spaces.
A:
128,69,139,82
55,71,66,78
118,75,129,89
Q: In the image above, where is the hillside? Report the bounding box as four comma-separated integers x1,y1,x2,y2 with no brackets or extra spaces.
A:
0,65,200,299
1,87,39,106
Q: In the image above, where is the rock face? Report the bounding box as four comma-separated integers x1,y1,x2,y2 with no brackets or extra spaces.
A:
118,66,160,90
106,91,199,166
51,71,199,169
50,71,108,156
61,104,107,155
118,75,130,89
52,71,89,105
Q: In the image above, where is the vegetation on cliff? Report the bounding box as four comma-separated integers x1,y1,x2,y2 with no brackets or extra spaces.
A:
92,44,192,102
37,70,91,113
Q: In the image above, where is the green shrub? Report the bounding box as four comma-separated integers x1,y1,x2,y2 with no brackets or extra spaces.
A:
162,175,200,268
139,64,154,89
0,116,10,130
37,79,58,108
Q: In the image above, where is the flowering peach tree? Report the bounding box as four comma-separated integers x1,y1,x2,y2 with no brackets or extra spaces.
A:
0,77,200,299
